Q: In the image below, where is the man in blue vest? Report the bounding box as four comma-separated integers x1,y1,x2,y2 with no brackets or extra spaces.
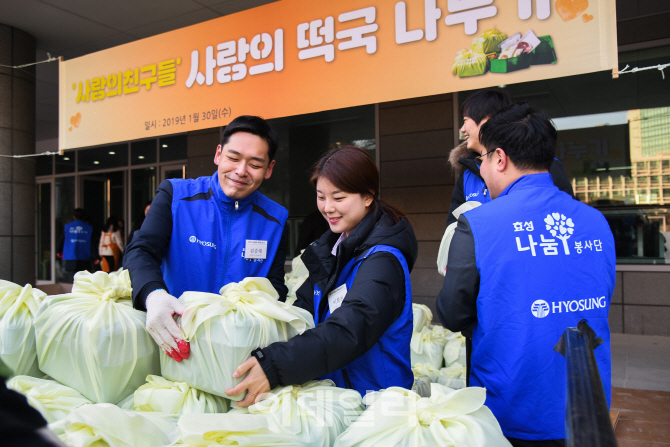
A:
437,103,615,446
59,208,93,282
124,115,289,363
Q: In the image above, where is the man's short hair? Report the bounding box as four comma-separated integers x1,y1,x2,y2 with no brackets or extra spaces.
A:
460,89,512,124
73,208,86,220
220,115,279,162
479,102,557,172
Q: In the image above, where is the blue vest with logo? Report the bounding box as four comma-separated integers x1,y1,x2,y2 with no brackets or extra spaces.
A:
161,172,288,298
313,245,414,397
63,220,93,261
463,170,491,205
463,173,615,441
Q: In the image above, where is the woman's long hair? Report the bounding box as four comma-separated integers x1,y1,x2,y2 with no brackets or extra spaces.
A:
105,216,119,233
310,145,407,223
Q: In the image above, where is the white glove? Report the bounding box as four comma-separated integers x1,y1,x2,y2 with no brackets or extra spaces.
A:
145,289,190,362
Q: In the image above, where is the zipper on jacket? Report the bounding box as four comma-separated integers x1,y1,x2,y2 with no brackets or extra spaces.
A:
483,186,488,197
342,368,354,390
235,200,238,210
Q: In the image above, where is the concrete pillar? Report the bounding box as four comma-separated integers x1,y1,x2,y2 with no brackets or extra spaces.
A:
0,24,36,285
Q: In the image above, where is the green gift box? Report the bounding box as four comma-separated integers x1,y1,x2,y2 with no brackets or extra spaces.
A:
529,35,557,65
490,53,531,73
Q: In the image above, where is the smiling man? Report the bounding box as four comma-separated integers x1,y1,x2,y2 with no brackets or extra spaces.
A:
124,115,288,362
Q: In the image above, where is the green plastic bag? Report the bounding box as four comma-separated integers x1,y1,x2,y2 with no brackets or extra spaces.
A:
122,375,229,414
333,385,511,447
0,281,46,377
7,375,92,423
229,380,364,447
452,50,488,78
178,413,304,446
161,278,314,401
50,403,180,447
471,28,507,54
34,270,160,404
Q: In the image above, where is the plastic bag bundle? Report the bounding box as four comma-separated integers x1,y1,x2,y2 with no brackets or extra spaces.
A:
34,269,160,404
178,413,304,446
412,363,442,383
230,380,364,447
410,325,447,369
120,375,229,414
50,403,180,447
412,303,432,333
471,28,507,54
0,281,46,377
411,377,432,398
162,277,314,401
443,330,466,368
284,252,309,306
437,364,467,390
333,384,511,447
452,49,488,77
437,201,481,276
6,375,92,423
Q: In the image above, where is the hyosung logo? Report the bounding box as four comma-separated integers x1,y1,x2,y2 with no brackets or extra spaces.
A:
531,300,550,318
189,235,216,249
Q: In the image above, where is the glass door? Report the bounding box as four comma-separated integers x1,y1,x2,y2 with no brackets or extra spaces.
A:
161,164,186,181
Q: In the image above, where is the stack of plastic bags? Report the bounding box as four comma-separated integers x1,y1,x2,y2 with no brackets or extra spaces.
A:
412,363,466,393
161,277,314,401
33,269,160,404
284,252,309,305
6,375,92,423
0,280,46,377
333,384,511,446
410,323,447,369
444,330,467,368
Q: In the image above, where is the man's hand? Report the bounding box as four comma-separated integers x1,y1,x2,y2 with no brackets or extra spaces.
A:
145,289,190,362
225,357,271,407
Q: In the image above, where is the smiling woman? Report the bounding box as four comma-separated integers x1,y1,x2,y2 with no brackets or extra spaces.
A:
225,145,419,406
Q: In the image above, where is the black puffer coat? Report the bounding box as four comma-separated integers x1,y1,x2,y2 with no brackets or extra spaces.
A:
255,207,418,388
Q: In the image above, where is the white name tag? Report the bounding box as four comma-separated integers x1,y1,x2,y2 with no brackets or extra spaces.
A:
328,284,347,314
245,240,267,259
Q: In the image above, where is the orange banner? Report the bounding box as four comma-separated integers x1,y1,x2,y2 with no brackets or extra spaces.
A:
59,0,617,150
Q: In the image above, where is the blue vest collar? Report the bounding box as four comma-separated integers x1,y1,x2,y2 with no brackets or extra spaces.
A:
210,171,258,209
498,172,554,199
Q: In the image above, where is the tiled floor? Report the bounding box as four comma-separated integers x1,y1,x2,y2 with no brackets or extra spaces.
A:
610,334,670,446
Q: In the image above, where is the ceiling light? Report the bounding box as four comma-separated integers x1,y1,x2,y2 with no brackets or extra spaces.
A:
63,157,70,160
162,144,168,148
138,155,145,159
109,151,116,155
93,161,100,164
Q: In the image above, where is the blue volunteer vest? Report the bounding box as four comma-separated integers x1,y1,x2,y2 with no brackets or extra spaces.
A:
463,170,491,205
313,245,414,397
464,173,615,441
63,220,93,261
161,172,288,298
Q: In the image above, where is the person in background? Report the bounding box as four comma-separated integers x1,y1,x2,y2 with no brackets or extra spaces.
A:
125,201,152,249
58,208,93,283
99,216,124,272
124,115,289,363
437,103,614,446
294,208,330,254
226,145,418,407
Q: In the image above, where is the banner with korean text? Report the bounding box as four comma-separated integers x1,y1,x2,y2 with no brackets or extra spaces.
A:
59,0,617,150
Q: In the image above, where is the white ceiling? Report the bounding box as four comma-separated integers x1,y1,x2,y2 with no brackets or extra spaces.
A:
1,0,277,142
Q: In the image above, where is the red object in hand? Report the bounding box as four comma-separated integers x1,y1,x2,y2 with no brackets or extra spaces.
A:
177,340,190,359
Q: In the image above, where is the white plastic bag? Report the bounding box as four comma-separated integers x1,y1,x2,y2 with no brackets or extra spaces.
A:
124,375,229,414
438,364,467,390
162,277,314,401
411,377,432,398
412,363,442,383
437,201,481,276
49,403,180,447
178,413,304,446
6,375,92,423
284,252,309,306
230,380,364,447
410,326,447,369
443,330,467,368
333,384,511,447
34,269,160,404
412,304,432,333
0,281,46,377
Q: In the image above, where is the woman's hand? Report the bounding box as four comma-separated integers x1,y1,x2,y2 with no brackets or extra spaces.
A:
225,357,271,407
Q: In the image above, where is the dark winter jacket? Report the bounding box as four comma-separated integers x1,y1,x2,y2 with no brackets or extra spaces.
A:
445,142,575,228
253,207,419,389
